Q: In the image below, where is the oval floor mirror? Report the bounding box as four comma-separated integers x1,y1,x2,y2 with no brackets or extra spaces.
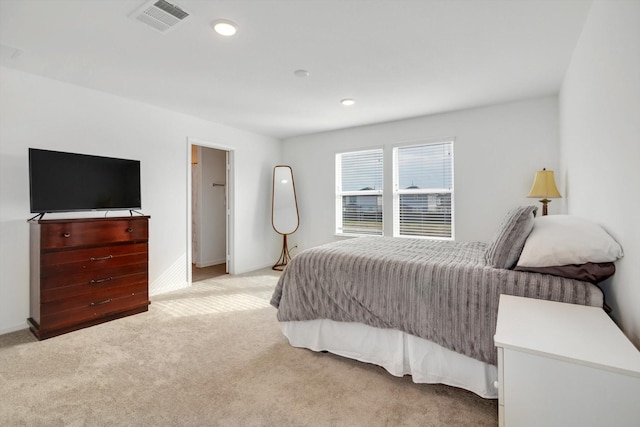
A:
272,165,299,270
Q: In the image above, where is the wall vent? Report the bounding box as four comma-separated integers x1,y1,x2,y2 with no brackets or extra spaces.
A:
130,0,189,33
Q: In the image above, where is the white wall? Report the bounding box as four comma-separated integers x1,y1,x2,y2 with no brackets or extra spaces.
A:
0,67,281,334
560,0,640,347
283,96,561,251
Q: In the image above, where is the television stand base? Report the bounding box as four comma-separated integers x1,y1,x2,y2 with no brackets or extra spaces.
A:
27,212,45,221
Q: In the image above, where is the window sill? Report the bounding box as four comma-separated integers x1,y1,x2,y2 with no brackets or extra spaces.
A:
334,233,383,239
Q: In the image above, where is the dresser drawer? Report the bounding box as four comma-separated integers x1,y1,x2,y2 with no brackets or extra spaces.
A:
41,261,147,290
40,291,149,331
41,271,148,303
41,243,147,266
41,282,147,316
41,244,147,276
40,218,148,249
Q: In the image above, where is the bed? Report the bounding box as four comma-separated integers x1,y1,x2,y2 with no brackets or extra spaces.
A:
270,206,622,398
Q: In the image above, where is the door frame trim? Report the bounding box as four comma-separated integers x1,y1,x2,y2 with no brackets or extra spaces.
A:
186,137,236,285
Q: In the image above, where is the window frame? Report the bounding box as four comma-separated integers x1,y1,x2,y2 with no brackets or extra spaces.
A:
392,139,455,240
335,148,384,237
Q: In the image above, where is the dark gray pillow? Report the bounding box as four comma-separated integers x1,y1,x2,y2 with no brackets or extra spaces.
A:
485,206,538,269
514,262,615,283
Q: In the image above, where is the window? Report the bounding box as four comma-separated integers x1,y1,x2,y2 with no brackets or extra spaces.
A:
393,141,454,239
335,149,383,236
335,141,454,239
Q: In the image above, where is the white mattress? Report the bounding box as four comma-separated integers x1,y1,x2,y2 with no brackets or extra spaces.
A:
281,319,498,399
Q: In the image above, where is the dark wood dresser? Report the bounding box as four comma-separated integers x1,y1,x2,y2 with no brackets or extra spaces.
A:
28,216,150,340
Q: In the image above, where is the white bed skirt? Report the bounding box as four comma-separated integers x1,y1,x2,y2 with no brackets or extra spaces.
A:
281,319,498,399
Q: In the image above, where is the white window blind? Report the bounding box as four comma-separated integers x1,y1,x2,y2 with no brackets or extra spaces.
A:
335,149,383,236
393,141,454,239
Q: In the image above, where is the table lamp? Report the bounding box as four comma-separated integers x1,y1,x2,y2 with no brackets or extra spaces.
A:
527,168,561,216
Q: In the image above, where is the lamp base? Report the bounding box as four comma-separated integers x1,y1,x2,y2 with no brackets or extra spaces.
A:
539,199,551,216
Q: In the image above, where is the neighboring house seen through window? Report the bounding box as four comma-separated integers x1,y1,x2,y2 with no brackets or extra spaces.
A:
336,140,454,239
335,148,383,236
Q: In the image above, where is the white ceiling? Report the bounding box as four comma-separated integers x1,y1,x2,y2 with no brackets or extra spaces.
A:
0,0,592,139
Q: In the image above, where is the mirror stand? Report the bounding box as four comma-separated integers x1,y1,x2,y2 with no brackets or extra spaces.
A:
273,234,292,271
271,165,299,271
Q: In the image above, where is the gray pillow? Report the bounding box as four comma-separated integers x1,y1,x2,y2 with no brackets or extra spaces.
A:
514,262,615,283
485,206,538,269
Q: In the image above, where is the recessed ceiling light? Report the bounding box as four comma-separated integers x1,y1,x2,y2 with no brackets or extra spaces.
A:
211,19,238,36
294,69,310,77
341,98,355,106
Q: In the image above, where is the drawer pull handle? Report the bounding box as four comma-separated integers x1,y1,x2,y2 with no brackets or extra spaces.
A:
90,277,113,285
90,299,112,307
63,232,71,238
90,255,113,262
127,228,134,233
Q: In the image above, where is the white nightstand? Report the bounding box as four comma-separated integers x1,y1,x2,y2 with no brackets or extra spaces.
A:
494,295,640,427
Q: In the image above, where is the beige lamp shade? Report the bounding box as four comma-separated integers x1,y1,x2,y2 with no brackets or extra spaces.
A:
527,168,561,216
527,168,561,198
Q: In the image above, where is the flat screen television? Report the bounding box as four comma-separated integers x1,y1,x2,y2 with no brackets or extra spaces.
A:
29,148,141,214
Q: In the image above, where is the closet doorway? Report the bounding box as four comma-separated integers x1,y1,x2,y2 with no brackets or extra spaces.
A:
187,138,235,284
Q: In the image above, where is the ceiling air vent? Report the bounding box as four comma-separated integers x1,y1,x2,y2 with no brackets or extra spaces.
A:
130,0,189,33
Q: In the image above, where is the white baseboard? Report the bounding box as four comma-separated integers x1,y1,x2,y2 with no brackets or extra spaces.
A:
237,261,277,274
195,257,226,268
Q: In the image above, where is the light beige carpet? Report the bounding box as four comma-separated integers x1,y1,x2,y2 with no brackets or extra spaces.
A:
0,268,497,426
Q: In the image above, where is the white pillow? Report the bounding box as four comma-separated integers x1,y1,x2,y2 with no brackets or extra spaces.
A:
516,215,623,267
